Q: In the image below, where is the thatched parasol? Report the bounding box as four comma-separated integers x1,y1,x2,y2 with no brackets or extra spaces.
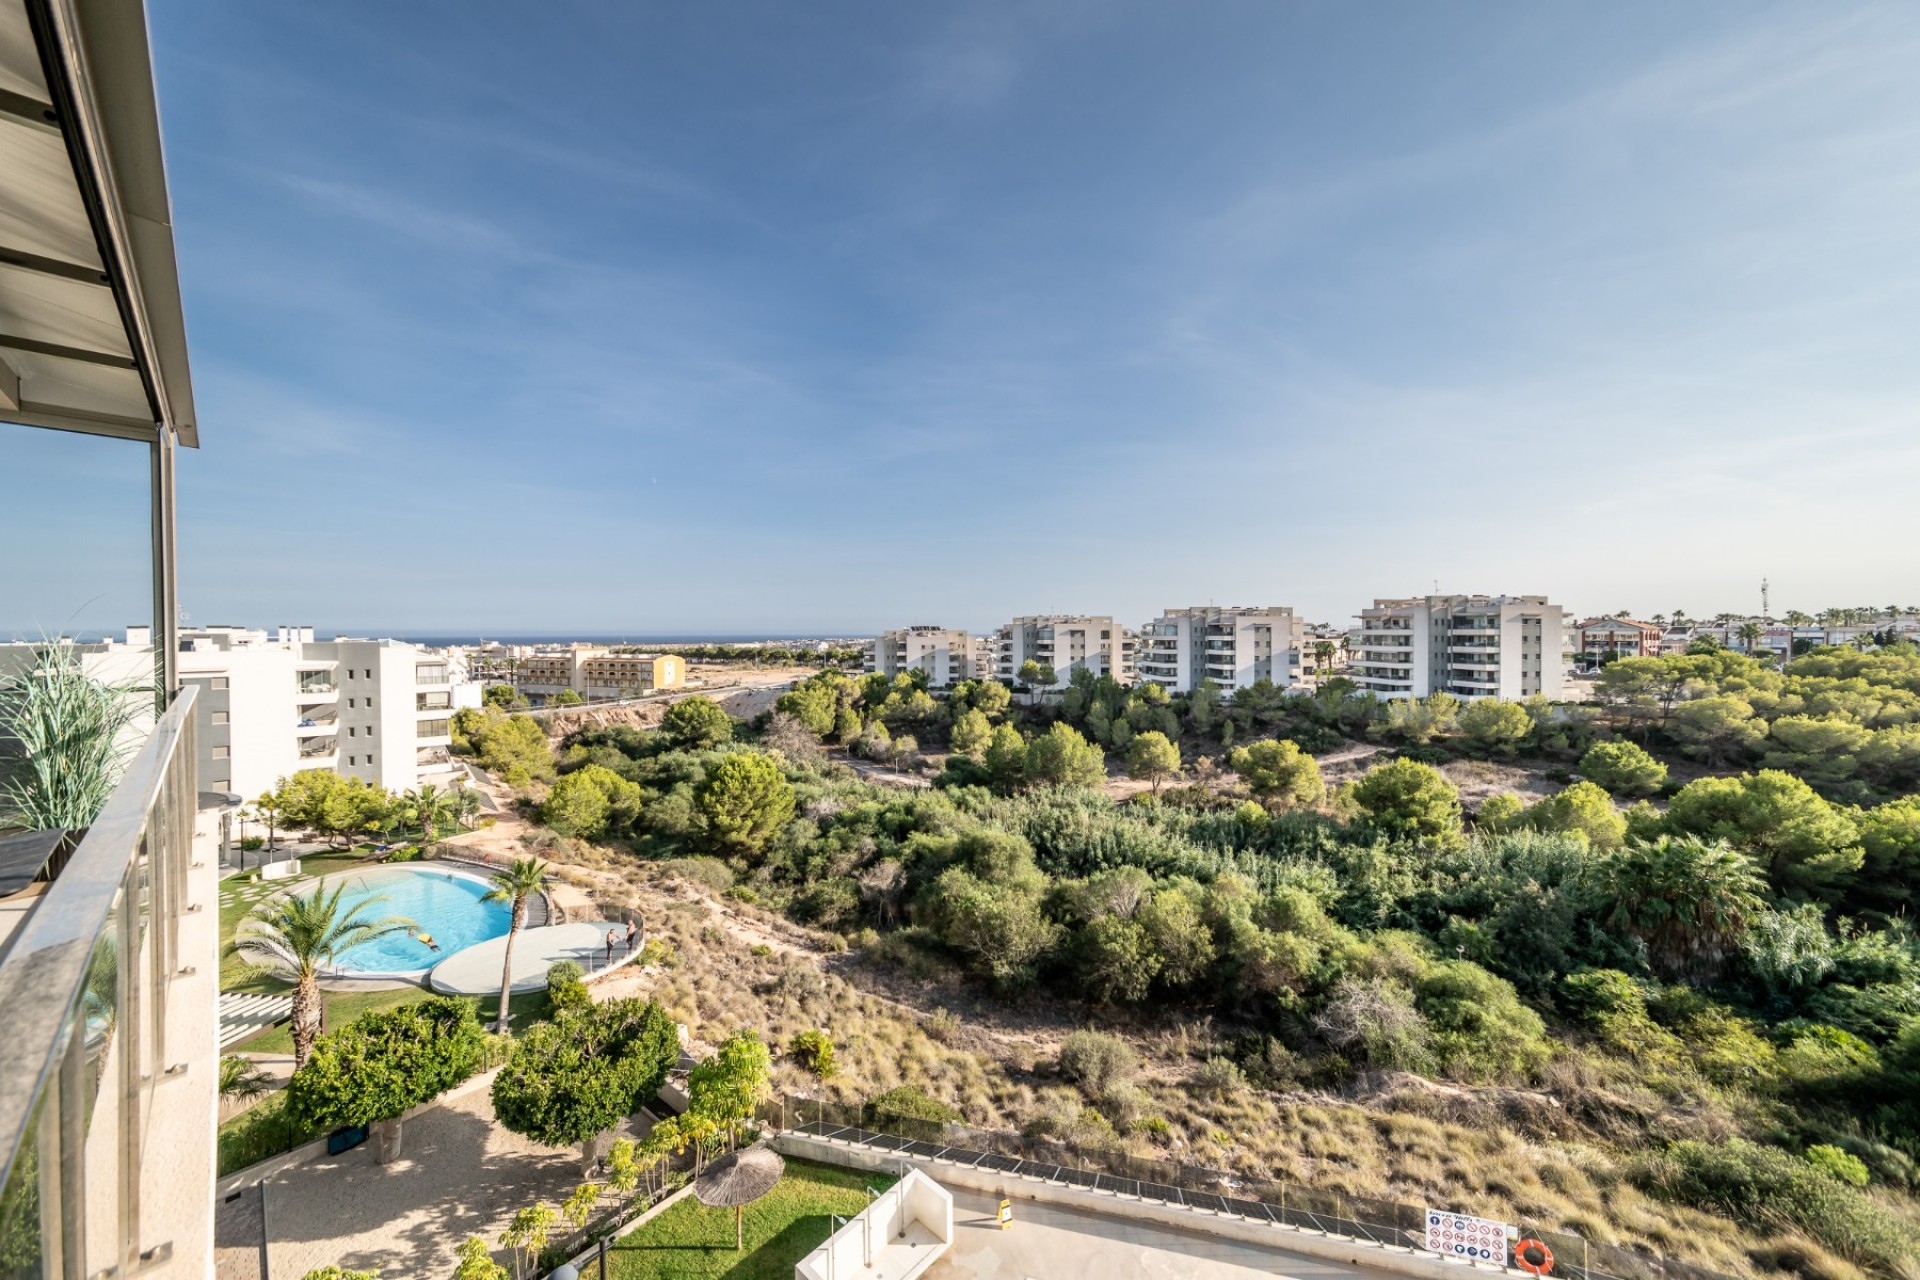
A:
694,1143,786,1250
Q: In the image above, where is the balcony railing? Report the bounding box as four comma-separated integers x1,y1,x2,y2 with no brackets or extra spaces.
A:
0,689,200,1278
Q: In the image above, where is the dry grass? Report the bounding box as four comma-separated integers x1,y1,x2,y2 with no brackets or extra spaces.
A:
557,859,1907,1280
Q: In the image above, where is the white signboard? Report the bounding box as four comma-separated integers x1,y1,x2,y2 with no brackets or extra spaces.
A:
1424,1210,1514,1261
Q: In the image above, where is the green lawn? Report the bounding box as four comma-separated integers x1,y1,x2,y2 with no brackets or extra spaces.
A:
606,1160,897,1280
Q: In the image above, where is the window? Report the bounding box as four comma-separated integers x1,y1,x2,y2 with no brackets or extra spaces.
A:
367,754,374,766
210,677,228,690
348,698,355,708
348,727,356,737
211,746,229,760
417,718,450,739
211,711,228,725
367,697,374,709
348,756,356,766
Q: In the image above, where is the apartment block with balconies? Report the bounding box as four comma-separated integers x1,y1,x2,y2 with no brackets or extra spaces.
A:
1135,606,1302,694
991,616,1129,689
514,647,688,702
866,626,982,688
1353,595,1564,701
176,627,480,799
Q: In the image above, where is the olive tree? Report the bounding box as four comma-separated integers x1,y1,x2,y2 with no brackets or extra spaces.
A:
491,997,680,1171
287,998,486,1163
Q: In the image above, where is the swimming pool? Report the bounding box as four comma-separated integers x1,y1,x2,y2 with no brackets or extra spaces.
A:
321,866,513,975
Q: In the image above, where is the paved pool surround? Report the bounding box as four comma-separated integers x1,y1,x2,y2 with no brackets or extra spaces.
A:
426,919,643,995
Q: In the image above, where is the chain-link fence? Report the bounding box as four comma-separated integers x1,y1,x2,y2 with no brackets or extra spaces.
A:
759,1095,1740,1280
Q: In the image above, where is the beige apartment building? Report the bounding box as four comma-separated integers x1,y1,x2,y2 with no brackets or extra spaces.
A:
1352,595,1565,700
991,616,1130,689
515,646,688,702
1135,606,1303,694
865,626,986,688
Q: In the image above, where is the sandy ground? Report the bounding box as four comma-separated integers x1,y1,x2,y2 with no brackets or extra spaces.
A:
232,1077,656,1280
532,666,814,739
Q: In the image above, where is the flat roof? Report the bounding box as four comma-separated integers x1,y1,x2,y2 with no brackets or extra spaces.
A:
0,0,197,446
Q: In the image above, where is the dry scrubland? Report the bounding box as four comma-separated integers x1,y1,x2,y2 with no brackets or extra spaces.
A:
550,849,1894,1280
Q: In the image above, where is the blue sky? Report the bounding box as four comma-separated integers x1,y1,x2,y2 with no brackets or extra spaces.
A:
7,1,1920,637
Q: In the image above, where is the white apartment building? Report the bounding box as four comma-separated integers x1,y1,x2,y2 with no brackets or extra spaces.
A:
865,626,986,688
174,626,482,799
992,616,1130,689
1352,595,1564,701
1134,606,1303,694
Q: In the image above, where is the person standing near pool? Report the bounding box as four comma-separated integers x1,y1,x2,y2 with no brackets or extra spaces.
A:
605,927,619,966
625,919,639,955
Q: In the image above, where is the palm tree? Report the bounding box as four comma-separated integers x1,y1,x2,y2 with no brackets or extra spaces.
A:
451,782,483,831
483,858,553,1033
235,885,415,1068
1603,835,1765,982
249,789,285,851
1313,640,1337,674
403,783,455,843
1736,621,1764,653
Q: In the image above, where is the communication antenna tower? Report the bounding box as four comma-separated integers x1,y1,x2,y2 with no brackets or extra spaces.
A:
1761,578,1770,620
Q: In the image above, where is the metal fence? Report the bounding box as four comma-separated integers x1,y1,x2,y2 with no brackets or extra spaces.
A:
759,1095,1740,1280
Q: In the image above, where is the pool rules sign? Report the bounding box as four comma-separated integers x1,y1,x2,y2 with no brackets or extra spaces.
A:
1424,1210,1516,1261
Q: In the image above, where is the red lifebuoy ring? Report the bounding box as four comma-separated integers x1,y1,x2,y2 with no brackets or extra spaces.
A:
1515,1239,1555,1275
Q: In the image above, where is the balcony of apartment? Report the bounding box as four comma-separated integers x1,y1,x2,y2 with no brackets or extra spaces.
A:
414,662,451,685
293,669,339,700
298,734,339,763
416,691,454,712
0,692,217,1278
417,745,453,767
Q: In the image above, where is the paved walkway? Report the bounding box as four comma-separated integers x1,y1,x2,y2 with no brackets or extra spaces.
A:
926,1187,1406,1280
427,919,640,994
241,1078,657,1280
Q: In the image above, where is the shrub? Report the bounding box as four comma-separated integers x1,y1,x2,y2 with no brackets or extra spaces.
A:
1776,1024,1881,1090
1191,1056,1247,1097
1579,740,1668,797
1350,759,1462,844
1057,1029,1139,1101
546,960,589,1013
240,835,266,851
661,856,732,892
1637,1139,1916,1272
1314,975,1432,1071
299,1269,376,1280
287,998,486,1159
1806,1144,1870,1187
1413,960,1550,1081
788,1029,836,1078
866,1085,960,1127
923,1007,960,1043
635,938,679,969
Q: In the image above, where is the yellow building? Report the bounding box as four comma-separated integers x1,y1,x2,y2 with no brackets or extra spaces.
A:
515,647,686,701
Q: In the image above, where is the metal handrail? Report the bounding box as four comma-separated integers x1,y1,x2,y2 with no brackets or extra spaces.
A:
0,686,198,1192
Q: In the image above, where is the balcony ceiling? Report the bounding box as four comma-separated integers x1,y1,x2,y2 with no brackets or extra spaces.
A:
0,0,195,445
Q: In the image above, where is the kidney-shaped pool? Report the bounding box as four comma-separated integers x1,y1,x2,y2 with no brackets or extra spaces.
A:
320,865,513,976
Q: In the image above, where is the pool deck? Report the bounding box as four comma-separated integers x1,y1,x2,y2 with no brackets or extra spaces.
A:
427,920,643,995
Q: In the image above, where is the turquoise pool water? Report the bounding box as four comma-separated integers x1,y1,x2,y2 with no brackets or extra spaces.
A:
324,867,512,974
